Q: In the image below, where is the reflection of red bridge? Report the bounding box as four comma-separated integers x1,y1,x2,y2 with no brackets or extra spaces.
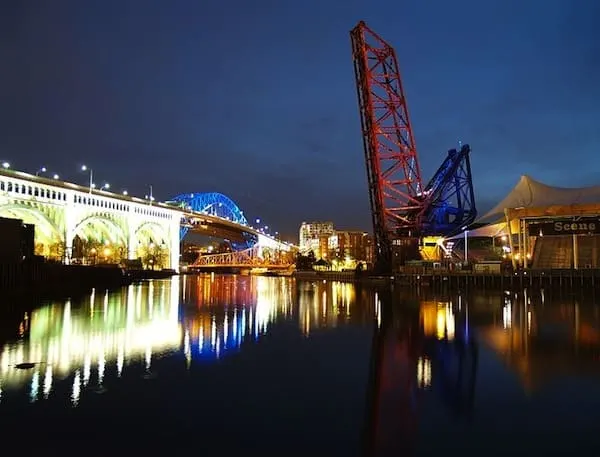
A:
365,297,477,456
192,245,295,269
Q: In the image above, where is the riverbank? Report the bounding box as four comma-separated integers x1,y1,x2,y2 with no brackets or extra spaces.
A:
293,268,600,290
0,260,177,304
293,270,390,284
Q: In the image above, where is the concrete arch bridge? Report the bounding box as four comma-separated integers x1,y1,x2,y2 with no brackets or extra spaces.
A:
0,170,294,271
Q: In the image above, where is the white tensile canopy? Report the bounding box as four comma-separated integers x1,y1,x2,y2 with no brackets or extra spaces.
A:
445,175,600,240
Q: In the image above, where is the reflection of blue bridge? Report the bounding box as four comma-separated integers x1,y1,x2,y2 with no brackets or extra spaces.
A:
183,307,264,362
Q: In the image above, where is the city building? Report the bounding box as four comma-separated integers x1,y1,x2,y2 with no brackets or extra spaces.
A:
0,216,35,262
299,221,373,267
299,221,334,256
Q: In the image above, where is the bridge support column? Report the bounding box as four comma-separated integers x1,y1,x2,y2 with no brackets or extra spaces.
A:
127,231,137,260
169,219,180,272
127,217,141,262
63,202,77,265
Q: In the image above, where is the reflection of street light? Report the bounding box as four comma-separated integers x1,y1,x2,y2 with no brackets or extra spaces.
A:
462,226,469,264
36,166,47,176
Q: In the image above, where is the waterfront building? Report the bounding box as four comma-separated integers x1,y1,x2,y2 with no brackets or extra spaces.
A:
299,221,373,266
446,175,600,269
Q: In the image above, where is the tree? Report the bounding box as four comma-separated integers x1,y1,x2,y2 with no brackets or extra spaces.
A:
295,250,316,271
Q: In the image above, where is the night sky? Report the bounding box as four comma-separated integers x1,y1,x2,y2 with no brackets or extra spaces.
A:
1,0,598,239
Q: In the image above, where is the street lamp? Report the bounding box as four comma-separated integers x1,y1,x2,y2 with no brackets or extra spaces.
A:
100,183,110,191
2,162,10,169
81,165,93,194
36,166,47,176
53,174,60,180
144,185,155,205
122,190,128,196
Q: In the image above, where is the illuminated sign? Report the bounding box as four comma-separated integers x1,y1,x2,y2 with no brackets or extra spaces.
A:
533,218,600,236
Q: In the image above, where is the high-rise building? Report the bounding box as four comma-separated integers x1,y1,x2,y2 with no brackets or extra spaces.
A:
299,221,334,257
333,230,372,262
298,221,373,265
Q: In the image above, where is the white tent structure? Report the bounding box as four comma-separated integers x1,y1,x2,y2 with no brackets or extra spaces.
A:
478,175,600,224
447,175,600,240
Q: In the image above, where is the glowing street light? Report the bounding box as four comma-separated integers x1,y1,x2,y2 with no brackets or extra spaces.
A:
101,183,110,191
2,162,10,169
122,190,128,196
36,166,47,176
53,174,60,180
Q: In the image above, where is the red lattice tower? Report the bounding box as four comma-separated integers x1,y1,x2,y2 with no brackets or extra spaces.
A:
350,21,425,271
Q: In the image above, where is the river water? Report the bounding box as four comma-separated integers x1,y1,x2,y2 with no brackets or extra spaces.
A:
1,274,600,455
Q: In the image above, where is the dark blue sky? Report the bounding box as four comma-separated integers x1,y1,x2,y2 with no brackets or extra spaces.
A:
1,0,598,238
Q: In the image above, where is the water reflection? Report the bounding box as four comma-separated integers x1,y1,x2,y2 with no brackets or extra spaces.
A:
296,280,374,334
181,274,294,363
0,277,182,406
365,290,478,456
365,288,600,456
2,275,600,454
476,289,600,391
0,275,299,406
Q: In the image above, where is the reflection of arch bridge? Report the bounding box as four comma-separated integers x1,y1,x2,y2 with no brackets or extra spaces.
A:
0,170,294,271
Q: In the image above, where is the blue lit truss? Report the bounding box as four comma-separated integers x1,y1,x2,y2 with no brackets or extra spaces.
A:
169,192,254,247
420,144,477,236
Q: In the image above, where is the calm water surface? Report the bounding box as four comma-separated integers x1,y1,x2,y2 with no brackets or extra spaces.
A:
1,274,600,455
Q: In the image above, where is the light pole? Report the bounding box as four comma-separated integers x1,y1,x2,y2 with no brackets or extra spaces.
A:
36,166,47,176
81,165,93,194
145,185,155,205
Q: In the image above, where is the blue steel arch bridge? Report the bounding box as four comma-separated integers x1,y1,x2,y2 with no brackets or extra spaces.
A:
168,191,295,268
169,192,254,250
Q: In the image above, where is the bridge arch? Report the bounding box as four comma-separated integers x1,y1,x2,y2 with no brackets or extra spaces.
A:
170,192,248,226
133,221,170,269
71,214,128,263
0,204,62,258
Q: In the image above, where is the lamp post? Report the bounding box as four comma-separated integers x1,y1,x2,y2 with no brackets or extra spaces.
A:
36,166,47,176
145,185,155,205
81,165,93,194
